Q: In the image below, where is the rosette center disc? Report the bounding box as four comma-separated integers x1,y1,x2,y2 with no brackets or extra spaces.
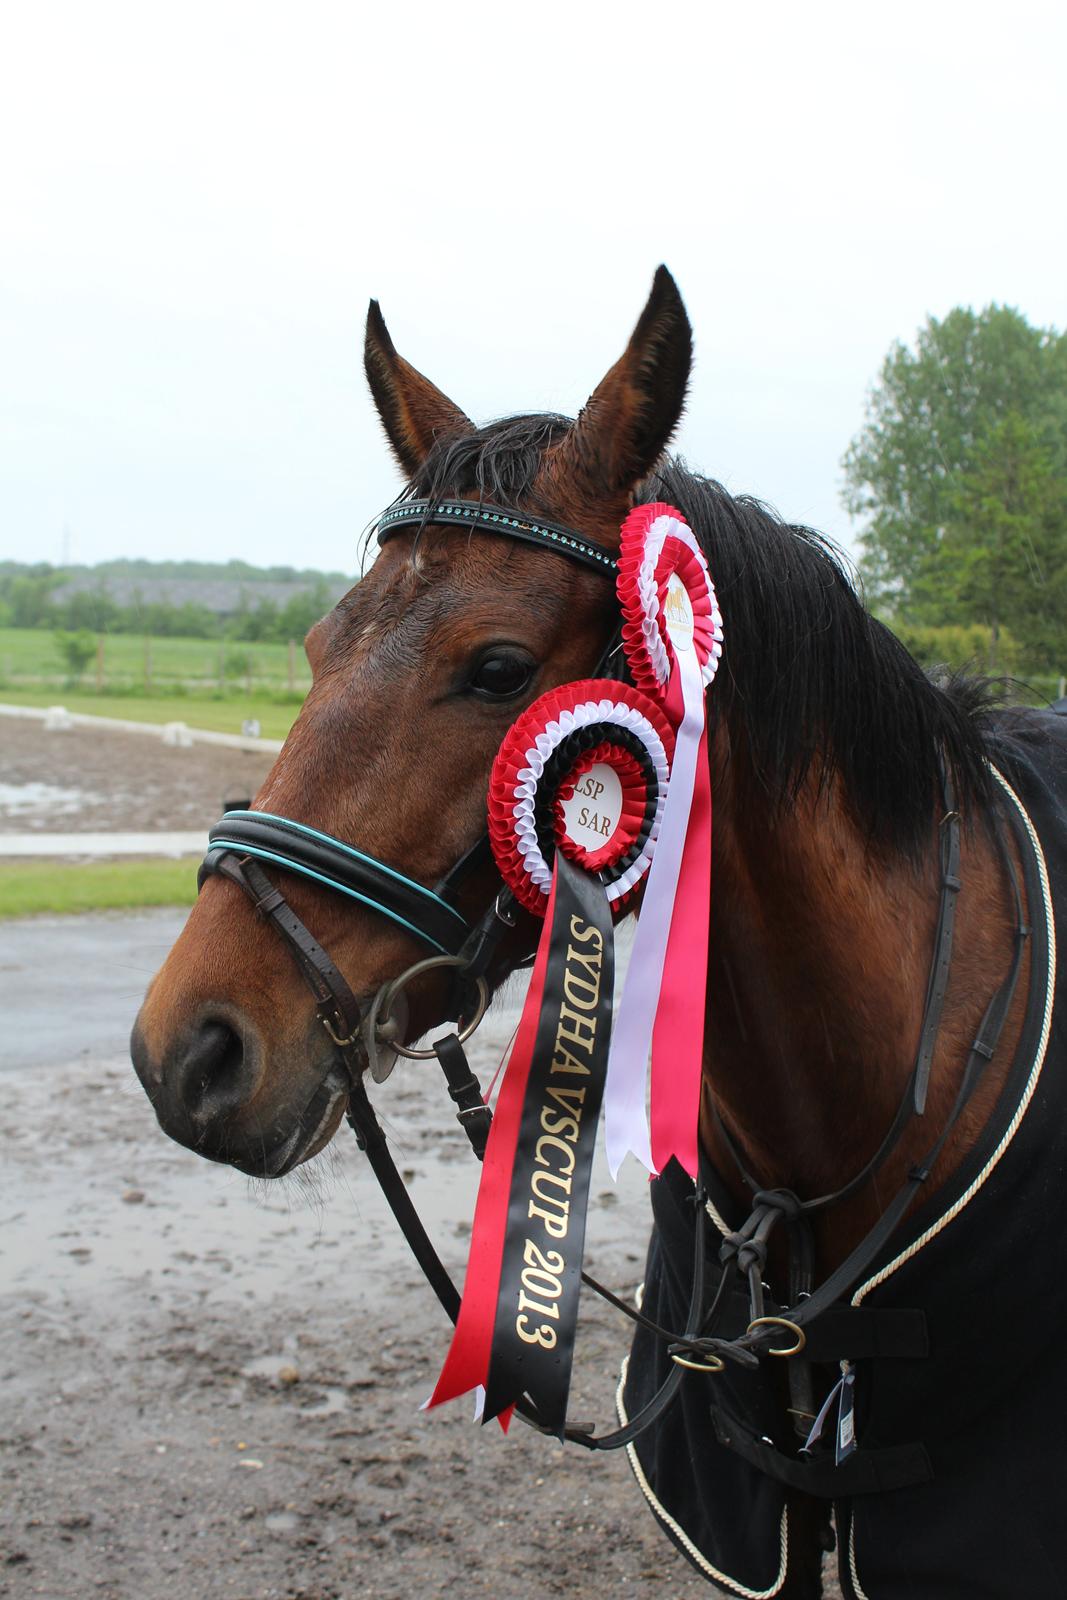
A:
558,761,624,855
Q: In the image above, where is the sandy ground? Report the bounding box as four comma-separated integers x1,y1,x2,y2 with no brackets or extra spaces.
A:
0,717,276,834
1,911,722,1600
0,720,842,1599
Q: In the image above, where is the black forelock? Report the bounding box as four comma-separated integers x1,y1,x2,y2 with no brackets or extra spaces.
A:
409,413,574,513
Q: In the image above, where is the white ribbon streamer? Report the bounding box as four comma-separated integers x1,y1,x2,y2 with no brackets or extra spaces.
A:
603,636,707,1178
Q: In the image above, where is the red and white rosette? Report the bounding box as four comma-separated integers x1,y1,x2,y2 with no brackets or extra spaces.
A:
430,680,674,1438
606,503,723,1179
488,680,675,917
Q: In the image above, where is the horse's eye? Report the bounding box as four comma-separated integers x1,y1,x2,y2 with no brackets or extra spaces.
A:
468,650,536,701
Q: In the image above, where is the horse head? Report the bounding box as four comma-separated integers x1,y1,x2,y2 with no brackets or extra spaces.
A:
131,268,693,1177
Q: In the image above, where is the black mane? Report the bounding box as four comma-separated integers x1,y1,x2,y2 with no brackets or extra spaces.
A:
403,416,996,858
647,460,995,855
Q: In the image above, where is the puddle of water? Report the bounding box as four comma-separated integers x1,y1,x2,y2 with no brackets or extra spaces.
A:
0,780,102,819
300,1386,349,1417
241,1358,347,1415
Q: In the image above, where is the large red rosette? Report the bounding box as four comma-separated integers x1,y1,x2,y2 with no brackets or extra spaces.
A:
487,678,675,918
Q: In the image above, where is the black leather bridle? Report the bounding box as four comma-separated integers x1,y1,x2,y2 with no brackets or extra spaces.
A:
197,495,1031,1454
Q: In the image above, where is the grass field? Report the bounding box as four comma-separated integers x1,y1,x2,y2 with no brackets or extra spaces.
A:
0,626,310,738
0,859,198,919
0,626,313,693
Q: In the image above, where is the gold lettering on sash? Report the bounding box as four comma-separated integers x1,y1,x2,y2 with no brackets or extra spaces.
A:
567,945,603,986
531,1168,572,1201
534,1133,576,1176
568,915,603,951
547,1084,586,1115
550,1041,591,1076
527,1201,569,1239
562,967,600,1011
555,1004,598,1053
516,1314,557,1348
514,913,607,1351
540,1104,581,1142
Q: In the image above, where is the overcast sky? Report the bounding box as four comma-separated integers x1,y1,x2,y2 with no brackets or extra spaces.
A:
3,1,1064,576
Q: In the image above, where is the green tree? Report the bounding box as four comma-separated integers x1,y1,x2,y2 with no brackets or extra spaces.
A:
842,305,1067,670
58,586,121,633
231,597,280,642
277,580,333,642
936,414,1067,668
53,629,97,685
4,567,61,627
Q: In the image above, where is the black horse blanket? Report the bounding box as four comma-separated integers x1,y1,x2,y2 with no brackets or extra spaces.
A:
621,708,1066,1599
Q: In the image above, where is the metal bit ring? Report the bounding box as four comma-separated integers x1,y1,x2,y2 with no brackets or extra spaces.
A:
371,954,490,1062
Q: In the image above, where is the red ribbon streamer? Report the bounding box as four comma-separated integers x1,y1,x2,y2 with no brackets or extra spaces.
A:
649,715,712,1176
427,873,559,1417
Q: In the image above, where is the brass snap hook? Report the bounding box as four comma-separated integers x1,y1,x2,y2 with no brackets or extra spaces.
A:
746,1316,807,1357
322,1014,361,1050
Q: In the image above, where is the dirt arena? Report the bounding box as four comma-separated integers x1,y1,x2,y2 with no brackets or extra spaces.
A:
0,715,276,835
0,720,842,1599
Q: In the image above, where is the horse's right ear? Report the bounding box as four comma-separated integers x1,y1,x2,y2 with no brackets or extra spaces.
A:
364,302,474,479
549,266,692,510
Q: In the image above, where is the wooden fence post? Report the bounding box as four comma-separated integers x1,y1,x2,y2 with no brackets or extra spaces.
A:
96,637,105,692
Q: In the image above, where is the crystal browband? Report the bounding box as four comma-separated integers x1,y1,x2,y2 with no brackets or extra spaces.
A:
376,498,618,575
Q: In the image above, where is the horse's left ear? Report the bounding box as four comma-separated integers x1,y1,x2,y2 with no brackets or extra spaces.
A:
549,266,692,508
364,300,474,478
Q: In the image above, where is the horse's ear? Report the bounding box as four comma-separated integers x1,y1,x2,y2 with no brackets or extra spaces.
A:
364,301,474,478
550,266,692,507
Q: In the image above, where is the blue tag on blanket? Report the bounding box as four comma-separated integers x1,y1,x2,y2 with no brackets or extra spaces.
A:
801,1375,843,1455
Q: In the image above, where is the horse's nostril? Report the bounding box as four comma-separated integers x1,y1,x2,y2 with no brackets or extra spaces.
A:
175,1019,254,1124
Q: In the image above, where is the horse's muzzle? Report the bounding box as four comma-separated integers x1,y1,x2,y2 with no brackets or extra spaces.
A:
129,1012,350,1177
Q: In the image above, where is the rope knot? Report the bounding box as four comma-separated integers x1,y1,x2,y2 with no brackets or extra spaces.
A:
751,1187,803,1222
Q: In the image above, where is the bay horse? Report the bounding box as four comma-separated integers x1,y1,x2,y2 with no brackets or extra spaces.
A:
132,269,1066,1598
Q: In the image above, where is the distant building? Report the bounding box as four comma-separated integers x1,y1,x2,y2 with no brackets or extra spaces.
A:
51,573,352,619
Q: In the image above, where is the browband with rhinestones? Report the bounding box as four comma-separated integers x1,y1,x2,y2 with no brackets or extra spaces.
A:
376,498,617,575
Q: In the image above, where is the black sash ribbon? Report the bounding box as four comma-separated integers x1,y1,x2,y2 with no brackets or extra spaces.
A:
483,850,615,1437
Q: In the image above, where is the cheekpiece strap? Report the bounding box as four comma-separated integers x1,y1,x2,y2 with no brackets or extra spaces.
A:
377,498,617,576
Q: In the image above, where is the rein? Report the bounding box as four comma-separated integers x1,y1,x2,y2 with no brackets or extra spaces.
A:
197,495,1031,1456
